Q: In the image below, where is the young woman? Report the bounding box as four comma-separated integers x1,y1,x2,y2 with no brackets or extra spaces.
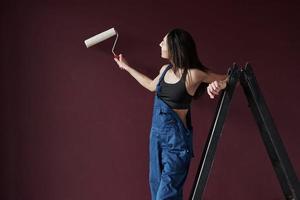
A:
114,28,228,200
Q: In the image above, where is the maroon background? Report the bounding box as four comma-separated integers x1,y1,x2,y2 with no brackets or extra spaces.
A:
1,0,300,199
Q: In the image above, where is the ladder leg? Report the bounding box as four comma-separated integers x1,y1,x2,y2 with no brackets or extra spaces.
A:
189,64,240,200
240,64,300,200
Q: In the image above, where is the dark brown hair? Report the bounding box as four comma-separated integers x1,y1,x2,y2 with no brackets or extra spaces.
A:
167,28,209,98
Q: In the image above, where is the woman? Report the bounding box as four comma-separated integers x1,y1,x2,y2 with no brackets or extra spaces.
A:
114,28,228,200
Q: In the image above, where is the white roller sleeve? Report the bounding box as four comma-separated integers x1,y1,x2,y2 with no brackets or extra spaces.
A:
84,28,117,48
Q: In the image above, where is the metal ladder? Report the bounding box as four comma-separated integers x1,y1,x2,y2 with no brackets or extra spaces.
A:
189,63,300,200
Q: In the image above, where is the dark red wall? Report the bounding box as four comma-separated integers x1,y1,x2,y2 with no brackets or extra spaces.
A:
1,0,299,199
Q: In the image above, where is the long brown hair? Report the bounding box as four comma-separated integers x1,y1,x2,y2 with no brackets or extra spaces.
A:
167,28,209,98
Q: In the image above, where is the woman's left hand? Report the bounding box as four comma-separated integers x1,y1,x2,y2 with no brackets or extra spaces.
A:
207,80,227,99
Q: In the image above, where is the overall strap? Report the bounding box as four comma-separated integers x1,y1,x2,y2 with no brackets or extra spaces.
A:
158,64,172,84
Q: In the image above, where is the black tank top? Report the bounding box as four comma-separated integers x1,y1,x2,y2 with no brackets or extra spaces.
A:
158,65,193,109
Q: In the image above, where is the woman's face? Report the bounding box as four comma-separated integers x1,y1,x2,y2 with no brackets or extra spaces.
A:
159,35,169,59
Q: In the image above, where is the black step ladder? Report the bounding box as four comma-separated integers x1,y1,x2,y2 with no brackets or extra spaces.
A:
189,63,300,200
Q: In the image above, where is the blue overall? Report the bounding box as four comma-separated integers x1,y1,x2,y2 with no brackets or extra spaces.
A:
149,65,194,200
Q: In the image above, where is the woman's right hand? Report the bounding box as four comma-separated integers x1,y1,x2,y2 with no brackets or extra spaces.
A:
114,54,130,71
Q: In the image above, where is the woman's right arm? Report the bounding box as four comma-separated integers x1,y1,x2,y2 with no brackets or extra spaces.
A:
114,54,167,92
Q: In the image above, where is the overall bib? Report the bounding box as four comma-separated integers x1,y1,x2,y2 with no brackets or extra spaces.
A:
149,65,194,200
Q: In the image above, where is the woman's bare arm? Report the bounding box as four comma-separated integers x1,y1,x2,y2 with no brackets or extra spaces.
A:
192,69,228,84
114,54,167,92
192,69,229,99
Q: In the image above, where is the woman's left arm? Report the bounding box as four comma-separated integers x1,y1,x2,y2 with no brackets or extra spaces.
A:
203,71,229,99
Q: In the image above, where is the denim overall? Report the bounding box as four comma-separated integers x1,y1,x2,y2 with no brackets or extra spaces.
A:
149,65,194,200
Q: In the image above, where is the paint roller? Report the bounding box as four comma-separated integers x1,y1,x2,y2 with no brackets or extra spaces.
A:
84,28,119,57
